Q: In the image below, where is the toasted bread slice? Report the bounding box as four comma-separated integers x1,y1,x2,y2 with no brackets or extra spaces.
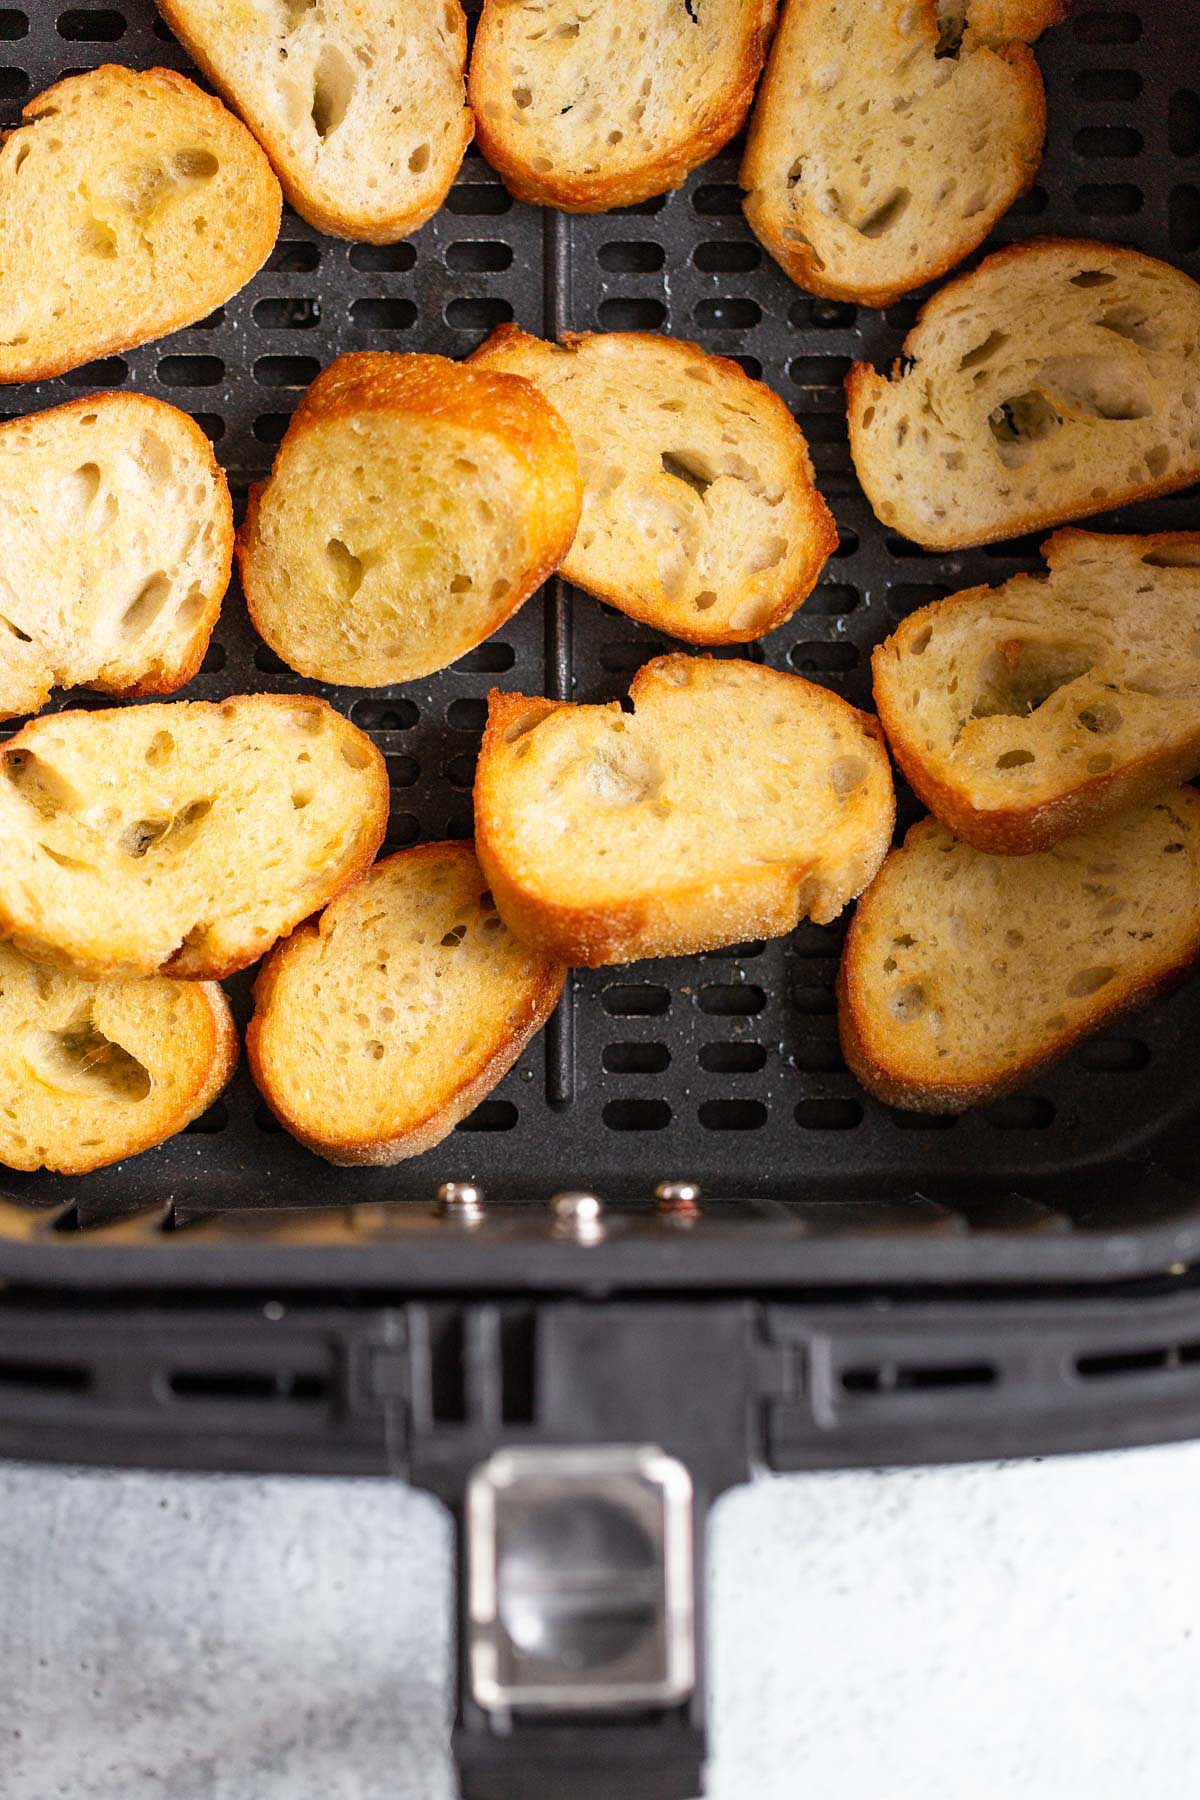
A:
741,0,1063,307
0,696,388,981
470,327,837,644
839,794,1200,1113
237,352,582,687
0,393,232,722
847,240,1200,551
0,66,281,384
469,0,777,212
474,654,895,966
156,1,471,242
0,941,236,1175
248,841,566,1165
874,530,1200,855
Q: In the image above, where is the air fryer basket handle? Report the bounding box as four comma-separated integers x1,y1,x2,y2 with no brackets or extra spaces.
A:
404,1300,760,1800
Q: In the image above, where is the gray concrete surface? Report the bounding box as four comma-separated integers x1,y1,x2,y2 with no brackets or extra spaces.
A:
3,1444,1200,1798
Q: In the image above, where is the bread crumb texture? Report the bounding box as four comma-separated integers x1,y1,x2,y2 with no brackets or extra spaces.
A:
847,241,1200,549
471,327,836,643
0,65,281,381
0,394,233,720
157,0,471,240
742,0,1064,304
238,351,581,685
0,940,236,1174
874,530,1200,852
247,841,566,1165
0,695,388,980
470,0,777,210
475,653,895,965
839,792,1200,1111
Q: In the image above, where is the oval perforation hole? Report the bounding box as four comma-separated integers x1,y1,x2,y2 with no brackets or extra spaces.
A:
887,1109,957,1131
64,356,126,387
445,240,513,272
57,7,125,38
386,753,419,789
598,297,667,331
1170,91,1200,157
792,986,837,1016
985,1096,1056,1130
693,240,761,273
789,640,859,673
446,697,486,732
603,1042,671,1074
699,1098,767,1131
254,355,321,388
351,697,419,732
1171,185,1200,251
253,296,320,330
0,11,27,39
692,183,741,216
1075,181,1142,215
457,1100,518,1132
350,297,416,331
694,297,761,331
602,985,670,1017
252,413,292,444
603,1097,671,1131
383,813,420,850
454,641,515,673
446,184,512,215
157,355,224,387
598,240,665,273
1075,124,1143,157
1077,1037,1151,1072
795,1098,863,1130
697,984,766,1016
267,239,320,273
445,296,513,334
805,584,860,616
348,241,417,272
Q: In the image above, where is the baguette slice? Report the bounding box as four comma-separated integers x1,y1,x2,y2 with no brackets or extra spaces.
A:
471,326,837,644
156,1,471,242
247,842,566,1165
741,0,1063,307
839,794,1200,1113
0,66,281,384
0,696,388,980
0,393,233,722
847,240,1200,551
469,0,777,212
874,530,1200,855
0,941,236,1175
474,654,895,966
238,351,582,687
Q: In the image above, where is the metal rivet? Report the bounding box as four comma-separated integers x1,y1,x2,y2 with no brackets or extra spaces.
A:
655,1181,701,1219
551,1191,605,1242
438,1181,485,1223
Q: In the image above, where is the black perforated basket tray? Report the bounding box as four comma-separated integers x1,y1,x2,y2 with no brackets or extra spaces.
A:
0,0,1197,1292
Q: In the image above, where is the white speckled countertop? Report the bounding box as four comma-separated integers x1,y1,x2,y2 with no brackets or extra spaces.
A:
4,1445,1199,1799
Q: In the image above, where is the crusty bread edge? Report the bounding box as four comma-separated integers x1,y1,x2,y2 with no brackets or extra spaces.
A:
837,801,1200,1113
470,324,839,644
474,661,895,966
236,350,582,684
740,1,1048,306
0,695,390,982
873,529,1200,853
845,238,1200,550
245,841,567,1166
469,0,778,211
0,66,282,384
156,3,473,242
30,979,239,1176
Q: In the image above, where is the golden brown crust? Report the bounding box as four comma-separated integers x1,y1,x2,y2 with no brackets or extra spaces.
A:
845,239,1200,550
246,842,567,1165
874,530,1200,853
474,660,895,966
35,981,239,1177
740,0,1049,306
470,325,838,645
838,808,1200,1114
0,695,390,982
469,0,778,212
0,66,281,384
156,2,473,242
236,351,581,684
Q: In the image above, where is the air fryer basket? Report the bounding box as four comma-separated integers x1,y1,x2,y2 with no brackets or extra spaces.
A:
0,8,1198,1798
